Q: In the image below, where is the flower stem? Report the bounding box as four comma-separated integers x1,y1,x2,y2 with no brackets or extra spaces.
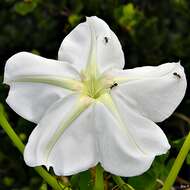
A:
112,175,135,190
0,108,66,190
0,113,25,153
94,164,104,190
162,132,190,190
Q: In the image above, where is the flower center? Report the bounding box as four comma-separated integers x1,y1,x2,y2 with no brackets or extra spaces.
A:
82,76,107,99
80,64,113,99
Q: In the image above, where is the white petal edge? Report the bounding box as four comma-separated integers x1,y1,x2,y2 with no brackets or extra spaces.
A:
24,94,99,176
4,52,80,123
58,16,124,73
6,83,70,123
4,52,80,84
95,101,156,177
107,62,187,122
110,93,170,155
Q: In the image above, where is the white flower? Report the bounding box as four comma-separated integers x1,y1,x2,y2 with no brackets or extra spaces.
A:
4,16,187,177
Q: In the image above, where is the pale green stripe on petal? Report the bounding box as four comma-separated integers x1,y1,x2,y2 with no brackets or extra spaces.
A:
44,96,94,162
98,93,146,155
11,75,83,91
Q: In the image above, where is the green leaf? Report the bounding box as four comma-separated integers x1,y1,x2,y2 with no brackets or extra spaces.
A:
70,174,80,189
71,170,93,190
114,3,144,32
14,0,38,16
128,154,173,190
78,170,93,190
3,177,15,187
68,14,82,27
123,3,135,17
128,171,157,190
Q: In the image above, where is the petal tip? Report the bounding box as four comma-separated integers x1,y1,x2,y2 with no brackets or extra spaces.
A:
86,15,99,21
6,51,30,63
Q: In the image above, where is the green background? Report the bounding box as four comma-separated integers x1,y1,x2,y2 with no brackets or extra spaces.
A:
0,0,189,189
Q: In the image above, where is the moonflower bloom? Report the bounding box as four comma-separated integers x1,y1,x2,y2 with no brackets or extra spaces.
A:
4,16,186,177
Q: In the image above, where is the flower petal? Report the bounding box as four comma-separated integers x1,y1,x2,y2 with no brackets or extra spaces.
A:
111,94,170,155
95,100,156,177
4,52,80,83
4,52,81,123
6,83,70,123
95,93,170,176
107,62,187,122
58,16,124,72
24,94,98,176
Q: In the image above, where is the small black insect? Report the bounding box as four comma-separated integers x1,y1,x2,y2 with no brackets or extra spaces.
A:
110,82,118,89
173,72,181,79
104,36,109,43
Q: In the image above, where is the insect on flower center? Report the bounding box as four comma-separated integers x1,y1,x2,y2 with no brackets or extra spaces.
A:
81,69,116,99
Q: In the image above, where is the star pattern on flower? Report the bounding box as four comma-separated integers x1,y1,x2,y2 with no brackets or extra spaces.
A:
4,16,187,177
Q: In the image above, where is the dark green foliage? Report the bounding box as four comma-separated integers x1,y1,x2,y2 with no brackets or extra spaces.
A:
0,0,190,189
128,154,175,190
70,171,93,190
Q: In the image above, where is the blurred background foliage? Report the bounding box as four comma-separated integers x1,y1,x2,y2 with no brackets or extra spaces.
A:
0,0,190,189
